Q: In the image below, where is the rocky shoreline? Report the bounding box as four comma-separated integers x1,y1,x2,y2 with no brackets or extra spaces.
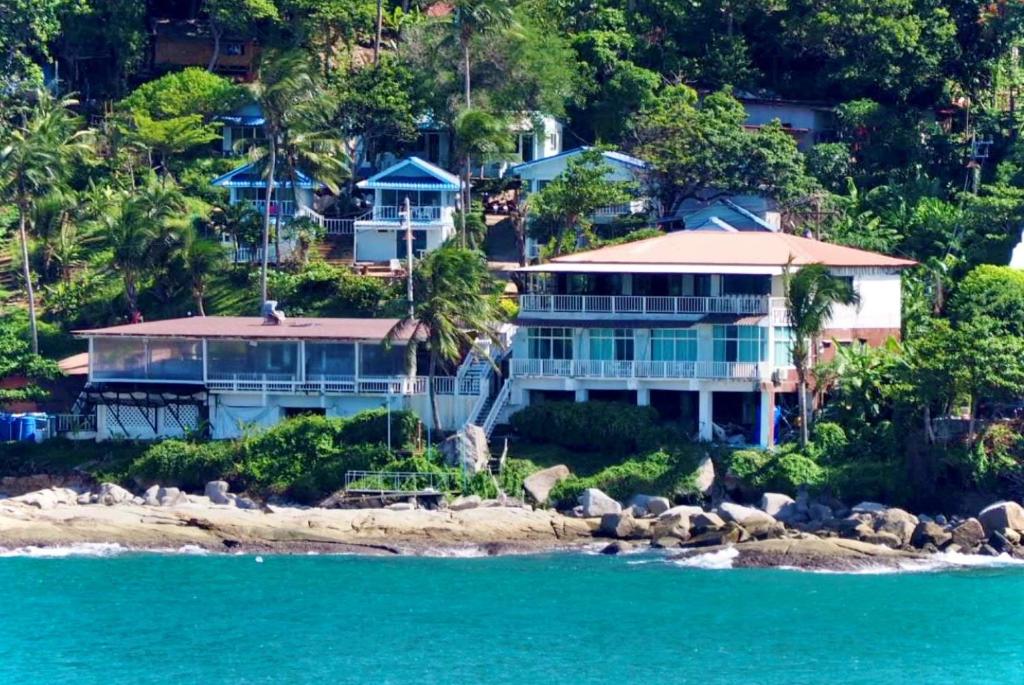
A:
3,475,1024,570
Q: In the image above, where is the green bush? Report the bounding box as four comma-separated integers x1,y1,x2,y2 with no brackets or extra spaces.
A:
726,447,826,495
128,439,236,491
812,422,848,459
827,459,908,505
338,408,419,448
510,401,664,455
549,448,700,505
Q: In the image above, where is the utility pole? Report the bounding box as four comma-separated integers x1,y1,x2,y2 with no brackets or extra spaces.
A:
404,196,414,317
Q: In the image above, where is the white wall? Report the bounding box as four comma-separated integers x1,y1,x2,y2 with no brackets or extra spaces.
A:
827,273,903,330
355,229,398,261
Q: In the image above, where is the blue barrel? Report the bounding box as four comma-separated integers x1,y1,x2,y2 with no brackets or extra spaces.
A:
8,414,24,441
0,414,11,441
27,412,48,442
18,415,36,441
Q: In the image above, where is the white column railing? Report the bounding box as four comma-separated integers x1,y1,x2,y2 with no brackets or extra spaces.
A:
509,358,761,380
371,205,443,222
518,294,770,316
245,199,296,217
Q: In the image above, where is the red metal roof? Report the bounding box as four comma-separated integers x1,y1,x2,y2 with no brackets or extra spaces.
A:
75,317,420,342
545,231,917,269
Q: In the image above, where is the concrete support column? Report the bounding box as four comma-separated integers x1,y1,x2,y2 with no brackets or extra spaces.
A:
575,387,589,403
637,388,650,407
698,389,713,441
759,389,775,448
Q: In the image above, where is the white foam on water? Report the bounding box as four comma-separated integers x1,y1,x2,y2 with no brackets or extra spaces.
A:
0,542,214,558
784,551,1024,575
672,546,740,570
0,542,129,558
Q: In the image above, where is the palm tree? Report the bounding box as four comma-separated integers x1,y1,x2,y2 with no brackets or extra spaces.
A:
174,225,225,316
386,246,503,433
453,109,511,245
30,190,76,283
784,260,860,447
103,179,184,316
451,0,517,108
242,49,316,306
0,91,92,353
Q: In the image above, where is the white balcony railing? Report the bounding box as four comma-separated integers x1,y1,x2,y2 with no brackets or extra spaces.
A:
205,372,428,395
510,358,761,381
592,198,649,218
244,200,296,217
519,294,769,317
369,205,445,222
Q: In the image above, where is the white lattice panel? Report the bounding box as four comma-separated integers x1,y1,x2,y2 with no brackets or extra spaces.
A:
108,405,157,438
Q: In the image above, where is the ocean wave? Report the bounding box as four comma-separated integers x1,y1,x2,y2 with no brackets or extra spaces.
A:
783,551,1024,575
672,546,740,570
0,543,213,558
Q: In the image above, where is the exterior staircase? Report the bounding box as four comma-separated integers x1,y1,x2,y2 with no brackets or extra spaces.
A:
315,236,354,267
0,238,18,294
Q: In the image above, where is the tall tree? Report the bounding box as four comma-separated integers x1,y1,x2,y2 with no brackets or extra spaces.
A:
784,261,860,447
242,49,315,305
0,91,91,353
451,0,517,108
528,148,634,255
103,178,184,316
173,225,226,317
453,108,511,243
387,246,503,433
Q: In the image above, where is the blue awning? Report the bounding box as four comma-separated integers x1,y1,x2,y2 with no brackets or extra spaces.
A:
211,163,319,189
218,115,266,126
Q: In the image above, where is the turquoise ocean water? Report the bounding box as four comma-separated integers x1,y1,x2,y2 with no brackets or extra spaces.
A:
2,547,1024,684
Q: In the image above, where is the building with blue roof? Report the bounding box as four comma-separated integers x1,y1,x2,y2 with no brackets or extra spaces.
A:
353,157,463,262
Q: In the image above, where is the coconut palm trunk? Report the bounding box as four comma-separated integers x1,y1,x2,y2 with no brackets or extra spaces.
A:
428,350,442,433
16,199,39,354
260,144,276,304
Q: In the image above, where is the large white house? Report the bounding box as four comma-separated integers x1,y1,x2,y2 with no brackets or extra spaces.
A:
353,157,462,263
503,230,915,447
75,316,501,441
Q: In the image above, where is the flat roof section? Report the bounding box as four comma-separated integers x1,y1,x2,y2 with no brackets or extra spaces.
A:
76,317,421,342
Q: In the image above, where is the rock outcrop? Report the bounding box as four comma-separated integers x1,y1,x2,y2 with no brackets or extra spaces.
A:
523,465,570,504
440,425,491,475
205,481,233,505
579,489,621,517
693,456,715,495
978,501,1024,535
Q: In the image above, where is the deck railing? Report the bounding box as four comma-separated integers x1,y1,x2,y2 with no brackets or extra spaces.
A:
519,294,769,316
370,205,445,222
243,199,296,217
510,358,761,381
205,373,427,395
344,470,458,493
592,199,648,217
49,413,97,435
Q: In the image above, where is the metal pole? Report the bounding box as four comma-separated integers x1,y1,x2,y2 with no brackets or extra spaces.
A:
386,392,392,453
404,196,414,317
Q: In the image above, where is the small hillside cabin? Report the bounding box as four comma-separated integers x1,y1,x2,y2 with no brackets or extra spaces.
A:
354,157,461,263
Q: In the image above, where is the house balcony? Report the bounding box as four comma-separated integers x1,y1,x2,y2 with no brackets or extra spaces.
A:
242,199,296,218
519,294,770,319
205,373,428,395
510,358,763,381
363,205,452,223
592,198,649,219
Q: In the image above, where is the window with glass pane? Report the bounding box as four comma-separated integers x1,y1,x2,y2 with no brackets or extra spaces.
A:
589,329,634,361
713,325,766,362
207,340,298,379
147,339,203,380
651,329,698,361
305,342,356,379
527,328,573,359
92,337,148,379
359,343,406,376
774,327,794,367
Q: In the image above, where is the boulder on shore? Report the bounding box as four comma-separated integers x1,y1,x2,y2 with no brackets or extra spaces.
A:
158,487,188,507
599,511,645,539
11,487,80,509
579,489,621,517
693,456,715,495
628,495,671,517
651,511,693,542
910,521,952,549
97,482,134,506
692,511,726,532
205,481,233,505
440,425,491,475
449,495,482,511
873,508,918,546
760,493,798,522
852,501,887,514
978,501,1024,535
950,518,986,551
523,465,570,504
